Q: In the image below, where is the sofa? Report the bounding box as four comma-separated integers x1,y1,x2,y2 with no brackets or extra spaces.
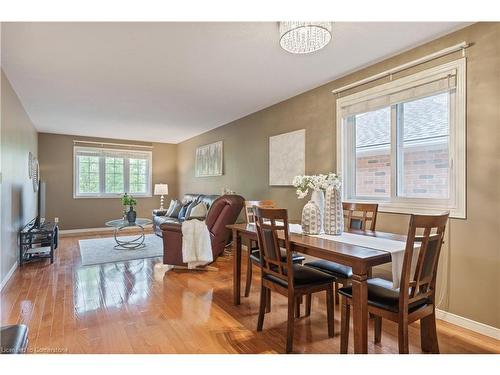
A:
159,194,244,266
0,325,29,354
152,193,220,236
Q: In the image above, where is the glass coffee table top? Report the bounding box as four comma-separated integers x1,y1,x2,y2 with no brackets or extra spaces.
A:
105,218,152,249
105,218,152,228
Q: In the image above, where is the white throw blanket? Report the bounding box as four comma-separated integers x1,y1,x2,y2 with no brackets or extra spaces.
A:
181,219,213,269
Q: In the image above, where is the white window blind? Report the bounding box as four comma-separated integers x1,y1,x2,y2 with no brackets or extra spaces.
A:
339,69,456,118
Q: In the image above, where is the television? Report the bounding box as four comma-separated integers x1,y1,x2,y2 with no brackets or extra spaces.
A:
34,180,46,228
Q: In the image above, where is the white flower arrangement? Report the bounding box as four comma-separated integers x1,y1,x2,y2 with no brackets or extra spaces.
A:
293,173,341,199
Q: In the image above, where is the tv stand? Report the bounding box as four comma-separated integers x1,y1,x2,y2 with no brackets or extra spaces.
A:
19,219,59,266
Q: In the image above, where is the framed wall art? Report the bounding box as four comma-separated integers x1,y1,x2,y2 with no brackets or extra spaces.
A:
195,140,223,177
269,129,305,186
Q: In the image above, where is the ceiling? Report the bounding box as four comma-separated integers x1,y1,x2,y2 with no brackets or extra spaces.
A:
1,22,469,144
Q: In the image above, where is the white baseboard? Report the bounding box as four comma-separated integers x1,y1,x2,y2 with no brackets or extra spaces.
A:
60,225,153,237
60,226,117,235
0,262,18,291
436,309,500,340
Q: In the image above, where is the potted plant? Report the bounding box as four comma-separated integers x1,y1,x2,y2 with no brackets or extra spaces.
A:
121,193,138,224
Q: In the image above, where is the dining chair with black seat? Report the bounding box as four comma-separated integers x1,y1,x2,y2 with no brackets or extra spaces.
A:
304,202,378,312
243,200,305,298
254,207,336,353
338,212,449,354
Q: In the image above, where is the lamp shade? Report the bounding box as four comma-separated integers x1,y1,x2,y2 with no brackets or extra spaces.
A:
154,183,169,195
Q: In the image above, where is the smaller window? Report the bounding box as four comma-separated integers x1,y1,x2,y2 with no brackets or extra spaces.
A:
74,147,152,198
105,157,125,194
354,107,391,198
78,155,100,194
397,93,450,199
129,158,148,194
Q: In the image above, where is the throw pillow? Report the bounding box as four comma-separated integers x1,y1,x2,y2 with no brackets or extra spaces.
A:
185,200,199,218
165,199,176,216
186,202,208,220
168,200,182,218
177,202,191,220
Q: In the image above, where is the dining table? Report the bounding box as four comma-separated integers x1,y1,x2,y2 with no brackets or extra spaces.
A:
227,222,406,354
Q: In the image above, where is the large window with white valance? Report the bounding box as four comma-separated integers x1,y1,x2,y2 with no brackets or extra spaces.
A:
336,59,466,218
74,146,152,198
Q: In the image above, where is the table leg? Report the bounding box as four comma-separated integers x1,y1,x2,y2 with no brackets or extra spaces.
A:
232,229,242,305
351,271,368,354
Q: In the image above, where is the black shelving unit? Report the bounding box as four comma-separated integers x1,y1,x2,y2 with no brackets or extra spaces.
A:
19,219,59,266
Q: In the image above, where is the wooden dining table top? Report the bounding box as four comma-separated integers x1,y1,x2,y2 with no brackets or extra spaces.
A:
227,223,407,271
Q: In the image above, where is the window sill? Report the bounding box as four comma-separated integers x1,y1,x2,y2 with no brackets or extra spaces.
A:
74,194,152,199
343,199,465,219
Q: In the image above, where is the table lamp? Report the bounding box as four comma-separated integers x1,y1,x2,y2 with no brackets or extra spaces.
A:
154,183,169,210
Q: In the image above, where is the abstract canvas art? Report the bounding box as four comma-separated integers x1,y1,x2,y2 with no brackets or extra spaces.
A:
269,129,305,185
195,140,223,177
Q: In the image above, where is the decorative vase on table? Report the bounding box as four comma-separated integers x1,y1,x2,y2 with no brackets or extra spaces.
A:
126,206,137,224
301,200,321,235
324,185,344,235
310,189,325,233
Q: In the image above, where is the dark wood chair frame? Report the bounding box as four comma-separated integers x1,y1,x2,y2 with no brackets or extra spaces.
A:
336,202,379,298
243,200,277,298
305,202,379,313
340,213,449,354
254,207,335,353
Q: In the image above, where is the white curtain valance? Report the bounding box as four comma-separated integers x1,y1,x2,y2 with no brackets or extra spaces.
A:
75,146,151,160
340,69,456,118
74,148,101,158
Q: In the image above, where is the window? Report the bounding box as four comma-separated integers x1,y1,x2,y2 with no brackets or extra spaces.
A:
337,59,466,218
129,158,148,194
74,147,152,198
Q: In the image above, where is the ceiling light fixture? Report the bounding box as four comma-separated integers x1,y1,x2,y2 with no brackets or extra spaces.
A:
279,22,333,54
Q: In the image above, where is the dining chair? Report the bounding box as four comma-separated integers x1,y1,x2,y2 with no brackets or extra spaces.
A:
254,207,336,353
243,200,305,298
338,212,449,354
304,202,378,311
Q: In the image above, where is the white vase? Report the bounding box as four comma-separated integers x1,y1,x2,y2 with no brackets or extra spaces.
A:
324,185,344,235
301,200,321,235
311,189,325,233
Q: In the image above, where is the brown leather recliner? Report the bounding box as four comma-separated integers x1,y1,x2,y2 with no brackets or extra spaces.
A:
160,194,244,266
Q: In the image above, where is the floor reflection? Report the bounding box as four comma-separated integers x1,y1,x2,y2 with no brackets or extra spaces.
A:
75,259,153,314
152,265,215,323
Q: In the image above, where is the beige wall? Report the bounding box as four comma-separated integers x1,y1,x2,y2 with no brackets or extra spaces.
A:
38,133,178,230
1,70,38,284
177,23,500,328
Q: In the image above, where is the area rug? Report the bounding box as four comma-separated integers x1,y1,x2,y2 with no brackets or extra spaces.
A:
78,234,163,266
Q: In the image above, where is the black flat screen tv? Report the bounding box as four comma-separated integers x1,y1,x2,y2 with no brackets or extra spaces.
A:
34,180,46,228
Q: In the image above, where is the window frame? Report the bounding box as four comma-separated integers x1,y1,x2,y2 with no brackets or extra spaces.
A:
336,58,466,218
73,146,153,199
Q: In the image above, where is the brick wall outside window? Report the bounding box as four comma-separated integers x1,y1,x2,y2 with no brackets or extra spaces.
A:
356,153,391,197
355,144,449,199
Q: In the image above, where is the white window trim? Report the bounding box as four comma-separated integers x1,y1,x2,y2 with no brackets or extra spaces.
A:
336,58,466,219
73,146,153,199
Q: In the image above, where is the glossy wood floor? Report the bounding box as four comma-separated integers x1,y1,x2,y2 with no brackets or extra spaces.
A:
1,234,499,354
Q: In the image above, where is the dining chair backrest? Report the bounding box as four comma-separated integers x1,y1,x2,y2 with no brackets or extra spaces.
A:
342,202,378,231
254,207,294,288
244,200,276,223
399,213,449,312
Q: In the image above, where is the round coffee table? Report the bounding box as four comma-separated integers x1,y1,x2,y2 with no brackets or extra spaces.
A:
105,218,152,249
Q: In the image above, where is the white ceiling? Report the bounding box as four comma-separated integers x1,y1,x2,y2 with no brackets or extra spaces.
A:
1,22,469,144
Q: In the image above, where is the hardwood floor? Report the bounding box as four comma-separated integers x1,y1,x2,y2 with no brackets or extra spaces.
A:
1,234,499,354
